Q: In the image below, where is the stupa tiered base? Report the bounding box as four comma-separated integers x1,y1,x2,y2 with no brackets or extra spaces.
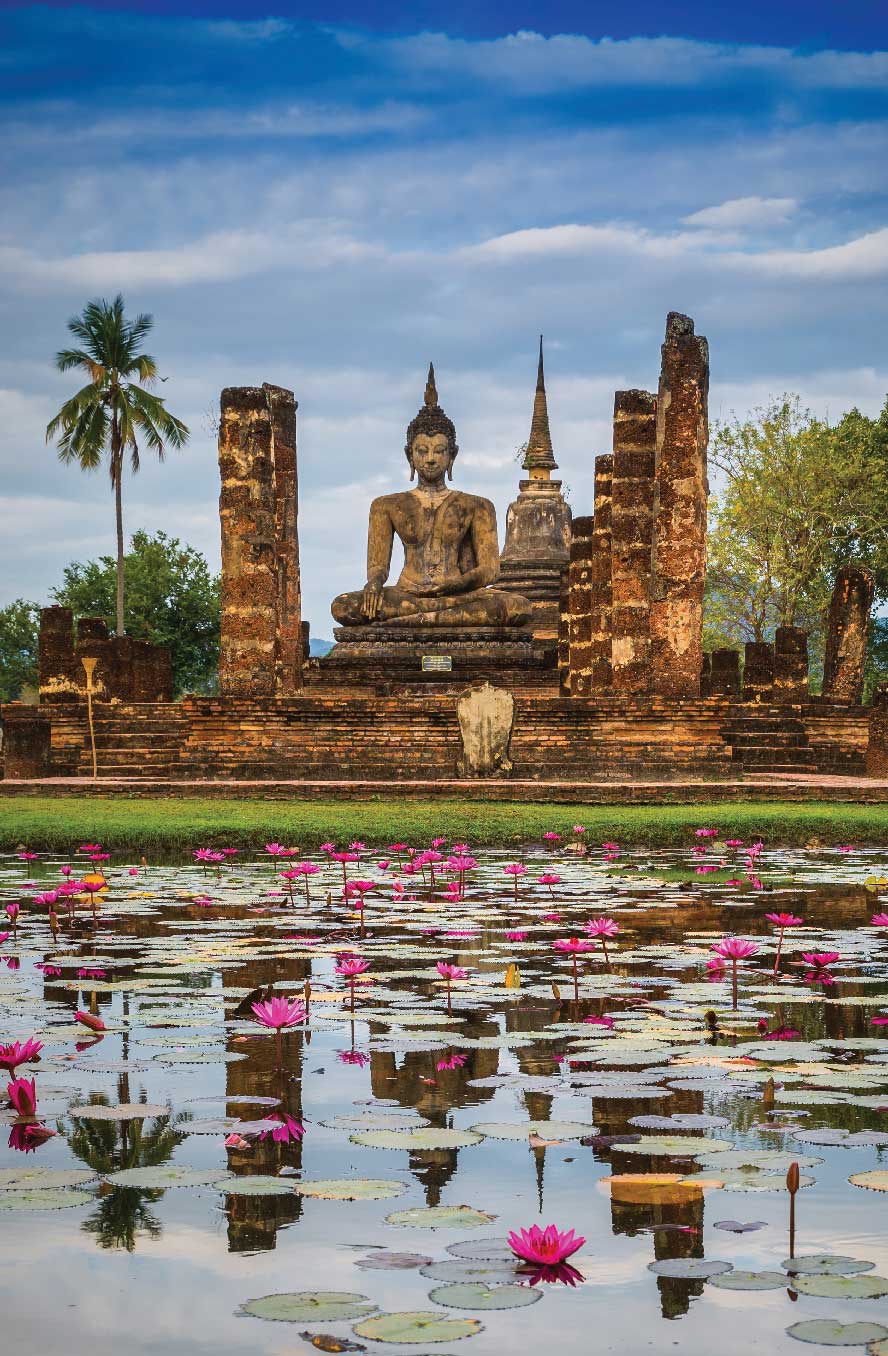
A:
315,625,557,693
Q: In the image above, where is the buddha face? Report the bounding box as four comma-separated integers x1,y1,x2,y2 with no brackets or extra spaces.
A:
410,431,453,484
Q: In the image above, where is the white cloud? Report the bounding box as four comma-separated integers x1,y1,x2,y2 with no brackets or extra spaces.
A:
683,196,799,229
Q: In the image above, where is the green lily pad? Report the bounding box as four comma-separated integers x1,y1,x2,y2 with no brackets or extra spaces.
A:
350,1129,484,1151
353,1311,484,1343
618,1136,735,1157
106,1166,234,1189
421,1260,521,1284
69,1102,169,1121
0,1188,94,1211
849,1171,888,1192
0,1167,96,1190
708,1270,788,1290
239,1292,377,1323
446,1240,516,1262
217,1176,297,1196
429,1282,540,1309
786,1320,888,1346
385,1206,496,1229
792,1275,888,1300
648,1259,733,1278
784,1256,876,1276
467,1120,595,1141
294,1179,407,1200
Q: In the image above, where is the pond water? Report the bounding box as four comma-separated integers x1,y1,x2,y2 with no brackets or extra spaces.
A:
2,834,888,1355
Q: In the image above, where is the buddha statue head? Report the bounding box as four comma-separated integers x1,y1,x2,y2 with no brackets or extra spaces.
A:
405,363,459,482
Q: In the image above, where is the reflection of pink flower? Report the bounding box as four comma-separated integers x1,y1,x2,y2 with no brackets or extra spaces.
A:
872,1016,888,1026
251,996,306,1030
505,930,527,941
583,1014,615,1028
8,1122,55,1153
337,1049,370,1067
0,1038,43,1074
258,1111,305,1144
78,967,107,980
7,1077,37,1117
436,1053,468,1070
541,912,561,923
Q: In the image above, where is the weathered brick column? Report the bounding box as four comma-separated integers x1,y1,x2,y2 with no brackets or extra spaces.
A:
38,606,78,703
822,564,875,705
650,312,709,698
588,455,614,692
219,384,302,697
1,704,52,778
867,683,888,777
773,626,809,703
743,642,774,703
557,568,570,693
710,648,741,698
610,392,656,693
566,515,595,695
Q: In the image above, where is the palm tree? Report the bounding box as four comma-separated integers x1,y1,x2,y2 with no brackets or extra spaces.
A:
46,295,189,636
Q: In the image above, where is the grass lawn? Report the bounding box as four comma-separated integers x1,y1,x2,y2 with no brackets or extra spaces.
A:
2,797,888,853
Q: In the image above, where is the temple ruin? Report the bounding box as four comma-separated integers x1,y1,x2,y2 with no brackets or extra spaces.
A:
1,311,883,786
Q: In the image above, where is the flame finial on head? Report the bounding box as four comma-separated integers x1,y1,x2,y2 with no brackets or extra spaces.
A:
405,361,458,468
424,362,438,407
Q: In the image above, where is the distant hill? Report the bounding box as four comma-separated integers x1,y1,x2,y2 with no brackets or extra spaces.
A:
309,638,334,657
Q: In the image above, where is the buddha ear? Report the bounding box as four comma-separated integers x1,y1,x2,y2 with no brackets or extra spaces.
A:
410,462,416,481
446,457,454,481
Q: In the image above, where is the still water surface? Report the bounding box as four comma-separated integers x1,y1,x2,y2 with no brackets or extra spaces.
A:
1,838,887,1354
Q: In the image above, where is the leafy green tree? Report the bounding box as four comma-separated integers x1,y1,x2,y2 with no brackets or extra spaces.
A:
704,395,888,679
46,295,189,636
53,530,220,694
0,599,40,701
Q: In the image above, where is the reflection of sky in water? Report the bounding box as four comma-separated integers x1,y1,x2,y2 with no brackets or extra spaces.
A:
1,844,887,1354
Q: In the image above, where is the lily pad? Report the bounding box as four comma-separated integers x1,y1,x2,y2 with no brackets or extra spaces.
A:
294,1179,407,1200
217,1176,297,1196
429,1282,540,1310
350,1129,483,1151
0,1188,94,1211
106,1166,234,1189
385,1206,496,1229
69,1102,169,1121
791,1275,888,1299
354,1253,432,1271
616,1136,735,1157
783,1256,876,1276
648,1258,733,1279
707,1270,788,1290
467,1120,595,1141
239,1292,378,1323
786,1320,888,1346
849,1171,888,1192
0,1167,96,1190
445,1240,517,1262
420,1260,521,1284
353,1311,483,1343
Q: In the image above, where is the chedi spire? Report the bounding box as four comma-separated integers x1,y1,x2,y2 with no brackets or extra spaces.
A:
523,336,557,476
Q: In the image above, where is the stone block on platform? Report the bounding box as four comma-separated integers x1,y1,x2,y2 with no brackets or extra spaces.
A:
1,704,52,778
710,648,741,698
456,682,515,776
743,642,774,703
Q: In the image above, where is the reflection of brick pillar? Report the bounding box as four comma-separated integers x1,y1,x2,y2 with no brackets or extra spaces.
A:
587,454,614,693
1,705,52,778
566,515,595,695
743,642,774,702
219,384,302,696
774,627,809,703
610,392,656,693
650,313,709,698
823,564,875,705
38,606,78,703
710,648,740,698
867,683,888,777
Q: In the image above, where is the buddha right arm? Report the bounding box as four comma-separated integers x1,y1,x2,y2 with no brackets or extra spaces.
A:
361,501,394,619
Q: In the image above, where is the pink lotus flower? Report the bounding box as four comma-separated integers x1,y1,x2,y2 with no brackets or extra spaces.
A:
264,843,290,857
543,831,561,842
18,851,38,862
800,952,840,968
436,1052,468,1071
319,842,336,853
75,1010,106,1032
553,937,593,1000
767,912,804,973
508,1224,586,1285
335,956,372,978
33,891,58,907
8,1122,56,1153
251,996,306,1030
872,1016,888,1026
836,845,855,853
128,868,139,876
584,916,620,966
712,937,759,1009
725,839,744,847
0,932,9,946
0,1038,43,1074
6,903,20,923
871,913,888,927
78,967,107,980
764,1027,801,1041
541,911,561,922
436,961,468,980
573,825,586,835
538,873,561,899
7,1077,37,1117
695,828,719,838
584,1014,615,1028
506,930,527,941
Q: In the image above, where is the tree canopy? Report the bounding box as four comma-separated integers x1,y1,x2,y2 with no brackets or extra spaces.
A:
0,600,40,702
52,530,220,695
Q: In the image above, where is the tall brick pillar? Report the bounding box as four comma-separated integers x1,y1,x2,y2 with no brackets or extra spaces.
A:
822,564,875,705
218,384,302,697
566,515,595,695
587,454,614,692
38,606,78,703
743,641,774,703
650,312,709,698
610,392,656,693
773,627,809,703
867,683,888,778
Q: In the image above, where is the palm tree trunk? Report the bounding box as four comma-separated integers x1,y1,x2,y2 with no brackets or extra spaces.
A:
112,421,125,636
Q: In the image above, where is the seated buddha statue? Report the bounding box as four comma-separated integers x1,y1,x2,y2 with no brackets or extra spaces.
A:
332,366,531,629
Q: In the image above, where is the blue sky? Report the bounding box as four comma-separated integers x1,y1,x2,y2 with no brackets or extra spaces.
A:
2,4,887,636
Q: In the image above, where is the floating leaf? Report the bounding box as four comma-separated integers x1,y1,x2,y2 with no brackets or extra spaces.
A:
0,1167,96,1190
385,1206,496,1229
350,1129,483,1151
445,1240,517,1263
218,1176,296,1196
0,1188,94,1211
791,1275,888,1299
428,1282,540,1310
420,1260,521,1284
69,1102,169,1121
786,1320,888,1346
467,1120,595,1141
648,1258,733,1279
353,1311,483,1343
106,1167,234,1189
849,1171,888,1192
783,1256,876,1276
294,1179,407,1201
708,1270,787,1290
239,1292,377,1323
354,1253,432,1271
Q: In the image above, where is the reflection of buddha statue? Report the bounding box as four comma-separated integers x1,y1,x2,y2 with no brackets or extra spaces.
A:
332,366,531,629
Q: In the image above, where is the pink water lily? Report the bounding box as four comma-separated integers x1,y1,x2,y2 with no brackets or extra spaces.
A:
505,930,527,942
251,996,306,1030
553,937,593,1000
0,1038,43,1075
712,937,759,1009
872,913,888,927
508,1224,586,1286
766,911,804,973
436,961,468,1015
584,917,620,967
7,1077,37,1117
336,955,371,1011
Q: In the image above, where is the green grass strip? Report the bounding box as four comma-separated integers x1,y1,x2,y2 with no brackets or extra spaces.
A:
1,797,887,854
